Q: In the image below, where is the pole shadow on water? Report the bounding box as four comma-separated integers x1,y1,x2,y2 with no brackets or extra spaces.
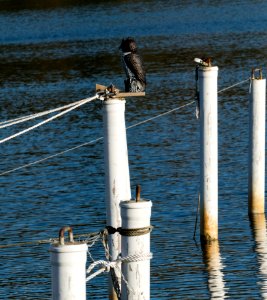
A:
201,240,227,299
250,214,267,299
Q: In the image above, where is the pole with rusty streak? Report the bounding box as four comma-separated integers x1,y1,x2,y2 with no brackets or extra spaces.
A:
248,71,266,214
199,65,219,242
120,193,152,300
103,98,131,299
50,227,88,300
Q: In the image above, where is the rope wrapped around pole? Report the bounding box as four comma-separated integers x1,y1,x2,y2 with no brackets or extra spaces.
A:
105,225,153,236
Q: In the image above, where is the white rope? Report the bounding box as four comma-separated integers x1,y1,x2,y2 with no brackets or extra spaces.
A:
0,230,102,249
218,78,250,94
86,260,117,282
0,102,193,176
0,77,250,129
86,252,152,281
0,77,251,176
86,252,152,295
0,97,92,128
0,95,98,145
119,252,153,263
86,232,103,263
127,101,194,129
0,136,103,176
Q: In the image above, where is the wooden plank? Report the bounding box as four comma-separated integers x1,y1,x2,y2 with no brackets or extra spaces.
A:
115,92,145,97
96,83,107,91
96,83,145,97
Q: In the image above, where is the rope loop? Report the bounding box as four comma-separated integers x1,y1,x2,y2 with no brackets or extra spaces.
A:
118,252,153,263
86,260,116,282
118,226,153,236
105,226,118,235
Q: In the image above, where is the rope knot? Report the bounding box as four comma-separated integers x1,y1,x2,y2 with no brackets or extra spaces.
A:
105,226,118,234
105,225,153,236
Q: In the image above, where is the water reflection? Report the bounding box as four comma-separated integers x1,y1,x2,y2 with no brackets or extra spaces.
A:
250,214,267,299
202,241,227,299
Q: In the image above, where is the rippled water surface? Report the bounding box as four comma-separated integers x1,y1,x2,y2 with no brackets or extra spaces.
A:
0,0,267,299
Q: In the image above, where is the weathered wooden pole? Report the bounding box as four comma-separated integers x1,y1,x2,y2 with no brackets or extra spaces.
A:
248,69,266,214
198,62,219,242
50,227,88,300
120,187,152,300
103,98,131,299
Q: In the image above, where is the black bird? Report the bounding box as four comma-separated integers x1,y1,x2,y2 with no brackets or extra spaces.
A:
119,37,146,92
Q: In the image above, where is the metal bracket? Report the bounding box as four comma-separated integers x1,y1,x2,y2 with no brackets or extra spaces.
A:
59,226,74,245
96,83,145,100
251,68,263,80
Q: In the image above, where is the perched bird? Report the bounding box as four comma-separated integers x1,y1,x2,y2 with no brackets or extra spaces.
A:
119,37,146,92
194,57,212,67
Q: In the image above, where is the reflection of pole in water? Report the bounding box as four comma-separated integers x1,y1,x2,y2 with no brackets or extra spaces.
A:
250,214,267,299
202,241,226,299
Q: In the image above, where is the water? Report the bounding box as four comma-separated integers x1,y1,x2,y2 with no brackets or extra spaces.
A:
0,0,267,298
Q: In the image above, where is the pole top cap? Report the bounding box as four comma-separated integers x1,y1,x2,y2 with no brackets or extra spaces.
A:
120,199,152,209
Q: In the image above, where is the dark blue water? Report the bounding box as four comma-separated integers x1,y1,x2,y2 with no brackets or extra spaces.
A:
0,0,267,298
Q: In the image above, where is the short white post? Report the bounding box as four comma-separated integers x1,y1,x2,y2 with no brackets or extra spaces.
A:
103,98,131,299
248,71,266,214
50,227,88,300
120,196,152,300
199,65,219,242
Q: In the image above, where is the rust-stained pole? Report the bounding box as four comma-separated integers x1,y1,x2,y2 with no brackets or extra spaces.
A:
103,97,131,299
199,63,219,242
248,69,266,214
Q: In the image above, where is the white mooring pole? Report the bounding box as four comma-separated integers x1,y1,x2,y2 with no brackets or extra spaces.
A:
103,98,131,299
120,188,152,300
199,64,219,242
50,227,88,300
248,70,266,214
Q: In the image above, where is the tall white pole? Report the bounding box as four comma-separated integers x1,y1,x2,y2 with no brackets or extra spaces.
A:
103,98,131,299
248,74,266,214
199,65,219,242
120,199,152,300
50,227,88,300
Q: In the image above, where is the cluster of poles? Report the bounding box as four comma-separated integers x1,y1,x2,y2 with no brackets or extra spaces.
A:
49,63,266,300
50,91,152,299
